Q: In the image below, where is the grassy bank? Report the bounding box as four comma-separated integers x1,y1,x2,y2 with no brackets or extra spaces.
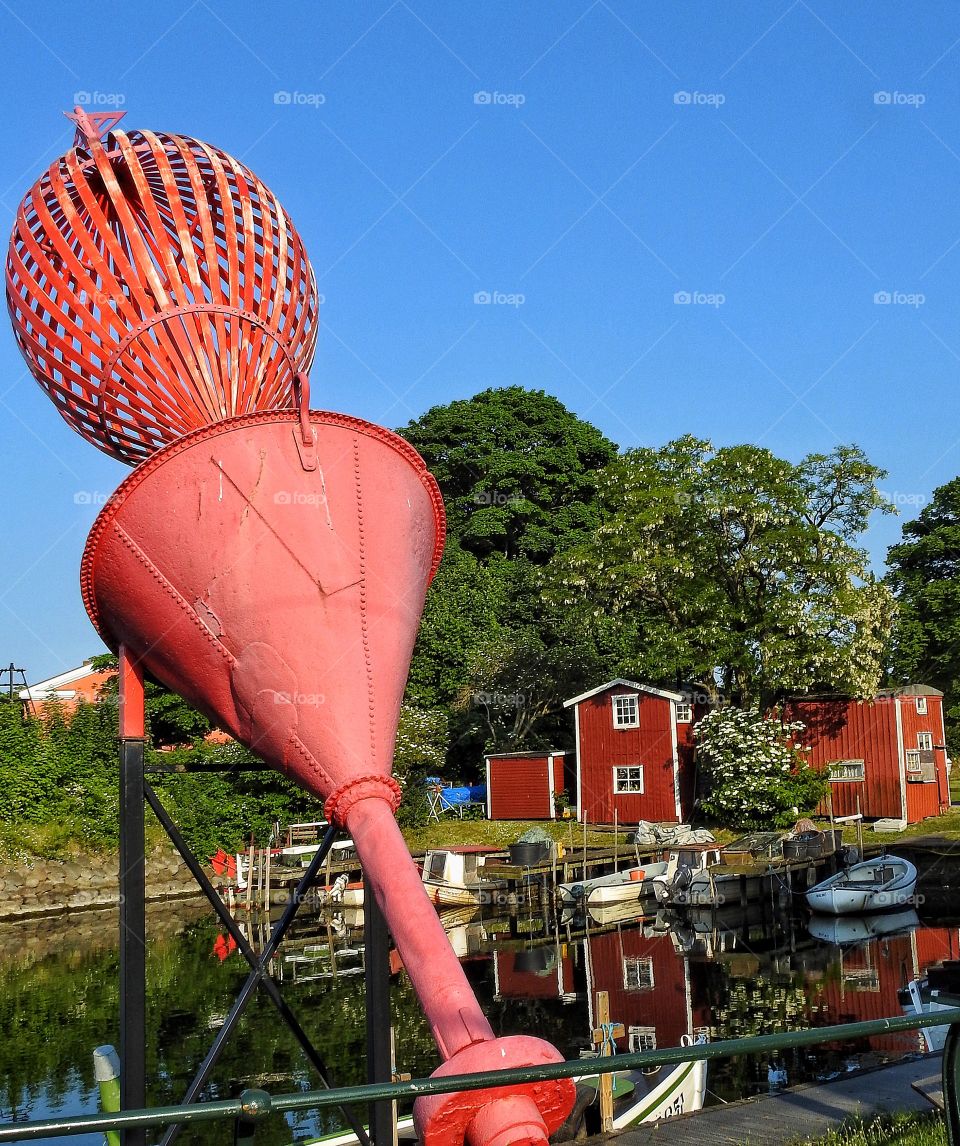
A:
804,1112,945,1145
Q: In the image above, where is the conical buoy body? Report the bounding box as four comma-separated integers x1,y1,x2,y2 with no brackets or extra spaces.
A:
82,410,443,809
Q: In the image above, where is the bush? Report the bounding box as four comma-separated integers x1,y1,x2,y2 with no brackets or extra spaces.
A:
694,707,827,829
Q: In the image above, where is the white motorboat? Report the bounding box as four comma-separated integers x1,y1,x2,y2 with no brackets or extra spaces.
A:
578,1032,709,1130
556,861,670,910
805,855,917,915
421,848,508,908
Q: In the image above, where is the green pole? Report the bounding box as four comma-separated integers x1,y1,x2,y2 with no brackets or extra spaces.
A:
93,1045,121,1146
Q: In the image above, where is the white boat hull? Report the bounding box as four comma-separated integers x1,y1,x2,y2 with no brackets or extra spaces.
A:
558,862,669,909
805,856,917,916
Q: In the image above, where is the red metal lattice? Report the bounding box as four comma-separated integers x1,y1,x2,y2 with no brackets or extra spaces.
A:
6,109,319,465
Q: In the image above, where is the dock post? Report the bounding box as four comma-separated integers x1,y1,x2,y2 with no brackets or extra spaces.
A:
591,991,624,1133
118,645,146,1146
365,890,394,1145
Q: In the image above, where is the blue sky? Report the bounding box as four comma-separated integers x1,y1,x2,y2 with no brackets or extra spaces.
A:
2,1,959,681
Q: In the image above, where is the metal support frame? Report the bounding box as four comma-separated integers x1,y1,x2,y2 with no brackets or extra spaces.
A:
142,797,370,1146
364,892,394,1146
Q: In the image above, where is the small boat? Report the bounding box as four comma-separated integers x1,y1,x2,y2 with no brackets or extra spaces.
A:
808,907,919,945
805,855,917,915
421,848,507,908
900,977,956,1053
649,845,724,907
556,861,669,910
576,1032,708,1130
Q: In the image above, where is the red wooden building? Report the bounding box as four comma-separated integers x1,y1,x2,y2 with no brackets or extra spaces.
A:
483,750,573,820
783,686,950,824
563,680,699,826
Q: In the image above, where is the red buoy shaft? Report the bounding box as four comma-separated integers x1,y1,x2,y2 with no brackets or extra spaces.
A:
346,797,495,1058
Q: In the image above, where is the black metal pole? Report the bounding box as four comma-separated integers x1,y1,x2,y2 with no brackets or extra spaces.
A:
119,737,147,1146
364,890,394,1146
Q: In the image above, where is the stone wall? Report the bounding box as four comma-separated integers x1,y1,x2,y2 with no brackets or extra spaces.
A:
0,845,204,919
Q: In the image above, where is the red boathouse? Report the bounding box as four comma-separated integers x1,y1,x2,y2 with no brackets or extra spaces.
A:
783,685,950,824
563,679,700,826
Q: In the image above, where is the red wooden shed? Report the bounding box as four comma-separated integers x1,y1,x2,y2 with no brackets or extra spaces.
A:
484,750,573,820
783,685,949,825
563,679,699,826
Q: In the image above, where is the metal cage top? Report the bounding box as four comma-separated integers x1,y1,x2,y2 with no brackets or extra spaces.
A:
6,109,320,466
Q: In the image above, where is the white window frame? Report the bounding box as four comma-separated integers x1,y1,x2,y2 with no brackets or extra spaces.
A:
917,732,934,751
623,956,655,991
628,1026,657,1052
828,759,865,782
675,702,693,723
613,765,645,794
905,750,922,773
612,694,639,729
916,697,928,715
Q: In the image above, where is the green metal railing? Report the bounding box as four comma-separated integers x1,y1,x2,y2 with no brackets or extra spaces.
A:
2,1008,960,1144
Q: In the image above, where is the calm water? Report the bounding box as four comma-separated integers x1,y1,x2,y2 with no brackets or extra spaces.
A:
0,871,957,1145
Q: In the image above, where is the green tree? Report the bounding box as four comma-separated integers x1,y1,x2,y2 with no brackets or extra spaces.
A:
886,477,960,744
398,386,617,562
556,437,895,708
693,707,827,829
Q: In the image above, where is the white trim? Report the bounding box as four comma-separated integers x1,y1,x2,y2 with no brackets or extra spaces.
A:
916,696,928,715
547,755,556,820
917,731,934,752
563,678,684,708
485,758,492,821
895,697,908,822
574,705,583,823
675,702,693,723
670,700,682,820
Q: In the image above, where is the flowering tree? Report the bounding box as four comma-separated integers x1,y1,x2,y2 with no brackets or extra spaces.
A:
693,707,827,829
554,437,895,709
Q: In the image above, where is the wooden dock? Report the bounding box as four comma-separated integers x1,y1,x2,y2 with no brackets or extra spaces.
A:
588,1051,944,1146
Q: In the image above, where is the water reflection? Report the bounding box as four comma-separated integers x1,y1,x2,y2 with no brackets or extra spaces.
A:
0,889,958,1144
